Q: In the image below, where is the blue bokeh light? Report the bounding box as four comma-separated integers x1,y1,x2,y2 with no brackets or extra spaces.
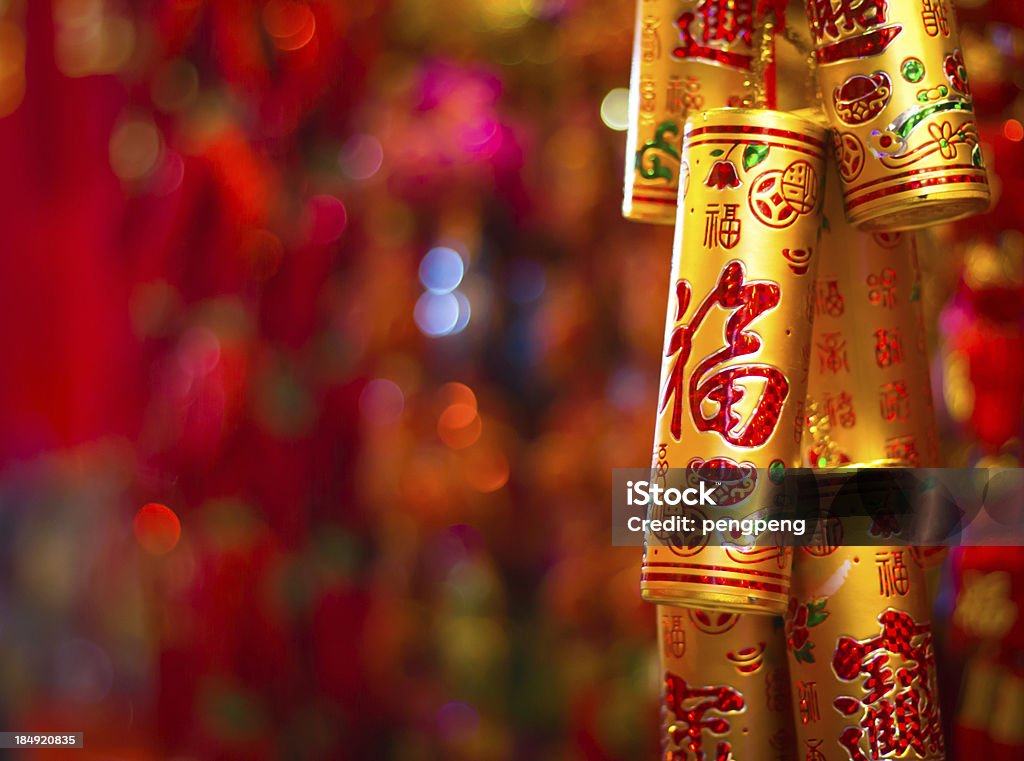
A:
419,247,465,293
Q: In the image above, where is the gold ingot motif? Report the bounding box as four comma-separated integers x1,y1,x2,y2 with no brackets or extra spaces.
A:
803,0,990,230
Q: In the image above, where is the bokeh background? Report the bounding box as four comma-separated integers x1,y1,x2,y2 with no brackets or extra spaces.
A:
0,1,1023,759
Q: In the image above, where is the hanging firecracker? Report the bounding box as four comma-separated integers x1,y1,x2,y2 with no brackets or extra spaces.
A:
657,604,795,760
801,0,990,230
623,0,755,224
785,539,946,761
640,106,826,615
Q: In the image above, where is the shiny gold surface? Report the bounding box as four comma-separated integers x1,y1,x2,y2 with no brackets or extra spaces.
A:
786,544,945,761
804,0,990,230
623,0,753,224
657,604,795,760
640,108,826,614
801,167,940,468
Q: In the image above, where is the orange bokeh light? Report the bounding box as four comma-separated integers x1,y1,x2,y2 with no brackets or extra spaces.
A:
438,403,482,449
1004,119,1024,142
134,503,182,555
437,381,477,412
464,446,510,493
263,1,317,51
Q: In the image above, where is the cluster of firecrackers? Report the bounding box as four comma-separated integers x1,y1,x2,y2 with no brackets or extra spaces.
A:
619,2,1024,761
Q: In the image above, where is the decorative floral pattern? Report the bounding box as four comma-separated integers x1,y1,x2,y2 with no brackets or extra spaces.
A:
786,597,829,663
636,120,681,182
944,49,970,96
704,159,741,189
928,120,958,159
703,142,770,190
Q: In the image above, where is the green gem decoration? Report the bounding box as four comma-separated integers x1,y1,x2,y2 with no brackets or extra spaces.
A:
902,58,925,83
790,598,830,664
742,143,770,170
769,459,785,484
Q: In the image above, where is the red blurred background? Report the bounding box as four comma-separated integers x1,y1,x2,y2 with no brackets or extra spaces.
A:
0,1,1022,759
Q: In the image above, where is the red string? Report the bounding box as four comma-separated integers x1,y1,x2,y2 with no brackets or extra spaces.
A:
765,39,777,109
755,0,787,110
755,0,788,32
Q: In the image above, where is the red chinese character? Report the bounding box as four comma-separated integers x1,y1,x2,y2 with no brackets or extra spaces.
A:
885,435,919,467
831,610,943,761
815,279,845,317
798,680,821,724
868,268,897,309
805,738,828,761
879,381,909,422
661,262,790,447
663,672,745,761
674,0,754,69
703,203,742,249
807,0,889,44
823,391,856,428
874,328,904,368
654,443,670,489
667,76,704,116
876,550,911,597
817,332,850,374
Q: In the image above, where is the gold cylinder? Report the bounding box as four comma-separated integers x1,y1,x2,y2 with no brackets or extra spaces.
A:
658,604,796,760
640,108,827,615
802,165,940,469
803,0,989,230
801,169,949,594
623,0,754,224
785,544,945,761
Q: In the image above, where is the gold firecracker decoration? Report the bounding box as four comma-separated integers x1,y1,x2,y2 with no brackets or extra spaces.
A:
785,542,946,761
802,0,990,230
802,166,940,470
658,605,796,761
640,108,826,615
802,170,948,593
623,0,754,224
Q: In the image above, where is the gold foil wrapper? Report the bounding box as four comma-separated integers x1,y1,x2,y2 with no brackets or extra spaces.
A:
623,0,753,224
786,545,945,761
658,605,795,760
804,0,989,230
802,170,949,589
802,167,940,468
640,108,827,615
